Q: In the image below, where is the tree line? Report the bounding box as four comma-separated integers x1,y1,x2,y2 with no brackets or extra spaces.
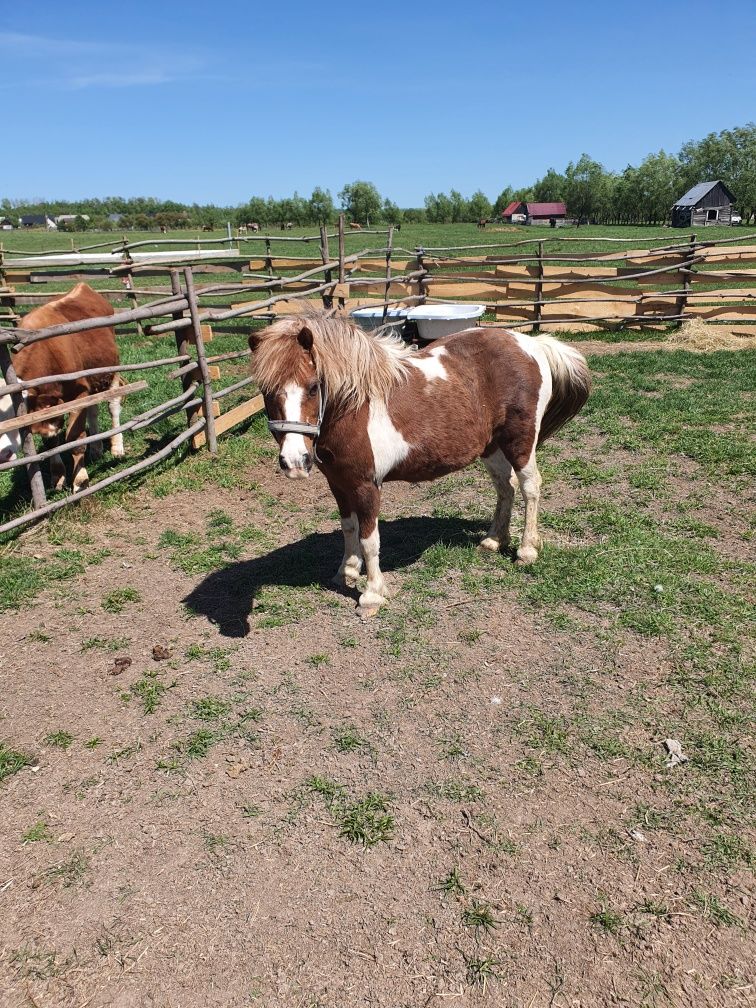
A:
3,124,753,229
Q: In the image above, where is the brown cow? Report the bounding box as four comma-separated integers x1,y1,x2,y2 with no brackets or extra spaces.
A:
15,283,124,491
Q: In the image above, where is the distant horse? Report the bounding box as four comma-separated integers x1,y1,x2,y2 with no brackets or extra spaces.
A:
477,218,487,229
248,222,260,232
349,222,362,230
249,310,591,616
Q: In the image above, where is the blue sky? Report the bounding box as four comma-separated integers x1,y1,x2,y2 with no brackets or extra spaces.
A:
2,0,754,206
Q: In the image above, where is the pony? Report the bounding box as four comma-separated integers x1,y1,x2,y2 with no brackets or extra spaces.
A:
248,310,590,616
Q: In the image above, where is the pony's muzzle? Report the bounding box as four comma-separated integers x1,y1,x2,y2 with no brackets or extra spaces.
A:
0,446,15,464
279,451,313,478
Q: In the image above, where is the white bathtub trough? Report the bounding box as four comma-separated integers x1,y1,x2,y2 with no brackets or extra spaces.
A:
350,306,408,332
406,303,486,341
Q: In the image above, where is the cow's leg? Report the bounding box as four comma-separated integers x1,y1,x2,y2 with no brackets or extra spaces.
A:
480,449,516,553
514,450,543,565
108,379,125,457
87,404,102,460
66,408,90,491
354,482,387,616
49,433,66,491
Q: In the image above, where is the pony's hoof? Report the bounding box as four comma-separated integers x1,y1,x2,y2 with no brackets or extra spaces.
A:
111,445,125,459
515,547,538,566
479,537,501,553
332,567,361,589
53,475,67,492
357,590,386,617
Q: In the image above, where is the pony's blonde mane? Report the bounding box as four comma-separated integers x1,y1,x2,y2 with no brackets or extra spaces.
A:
251,307,412,409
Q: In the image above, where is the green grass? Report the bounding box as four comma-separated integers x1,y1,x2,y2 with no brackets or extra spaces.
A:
44,731,75,749
305,777,394,847
23,821,53,843
128,668,175,714
0,744,33,783
434,867,466,896
461,899,498,932
101,587,142,613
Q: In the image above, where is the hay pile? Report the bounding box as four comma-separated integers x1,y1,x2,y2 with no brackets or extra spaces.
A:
667,318,756,351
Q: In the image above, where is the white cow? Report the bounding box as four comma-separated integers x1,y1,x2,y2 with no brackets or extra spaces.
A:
0,393,21,465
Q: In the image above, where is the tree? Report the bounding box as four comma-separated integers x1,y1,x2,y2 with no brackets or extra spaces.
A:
468,190,492,221
382,199,403,225
532,169,566,203
338,181,382,224
563,155,610,222
309,187,334,225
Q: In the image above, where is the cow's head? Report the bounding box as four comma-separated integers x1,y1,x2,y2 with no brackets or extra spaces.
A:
24,386,64,439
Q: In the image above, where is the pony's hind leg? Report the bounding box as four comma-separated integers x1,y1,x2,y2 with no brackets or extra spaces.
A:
514,451,543,565
480,450,516,553
355,483,387,617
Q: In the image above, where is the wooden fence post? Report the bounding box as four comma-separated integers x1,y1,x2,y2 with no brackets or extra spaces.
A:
319,225,333,310
170,269,198,429
265,237,273,277
675,233,697,326
533,240,544,333
183,267,218,455
415,247,428,305
337,214,346,312
0,343,47,509
382,226,394,324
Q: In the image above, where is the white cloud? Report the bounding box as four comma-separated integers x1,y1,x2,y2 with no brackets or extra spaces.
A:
0,31,206,89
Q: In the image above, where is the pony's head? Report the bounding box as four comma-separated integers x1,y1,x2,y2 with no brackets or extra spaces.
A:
249,320,321,478
249,309,411,478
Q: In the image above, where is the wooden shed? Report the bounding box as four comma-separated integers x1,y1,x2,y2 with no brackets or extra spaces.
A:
671,181,735,227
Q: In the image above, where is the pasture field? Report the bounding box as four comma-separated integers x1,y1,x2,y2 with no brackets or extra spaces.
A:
0,310,754,1004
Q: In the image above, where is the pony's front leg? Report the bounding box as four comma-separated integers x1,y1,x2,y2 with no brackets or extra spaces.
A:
355,483,387,617
328,485,363,588
335,512,363,588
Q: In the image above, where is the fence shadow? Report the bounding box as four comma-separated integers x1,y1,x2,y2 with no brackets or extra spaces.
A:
182,515,483,637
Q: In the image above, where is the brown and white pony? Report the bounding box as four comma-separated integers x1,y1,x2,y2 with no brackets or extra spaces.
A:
249,311,590,616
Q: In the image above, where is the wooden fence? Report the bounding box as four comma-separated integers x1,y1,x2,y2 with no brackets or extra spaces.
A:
2,220,755,535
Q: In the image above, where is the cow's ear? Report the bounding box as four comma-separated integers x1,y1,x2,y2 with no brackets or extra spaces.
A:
248,331,260,353
297,326,313,352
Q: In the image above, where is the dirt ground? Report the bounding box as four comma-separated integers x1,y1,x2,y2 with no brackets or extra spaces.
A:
1,353,753,1007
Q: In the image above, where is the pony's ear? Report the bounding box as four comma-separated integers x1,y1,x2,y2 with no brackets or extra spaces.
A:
297,326,313,352
248,331,260,354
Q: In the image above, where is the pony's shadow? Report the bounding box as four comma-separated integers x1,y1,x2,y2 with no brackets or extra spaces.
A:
182,515,483,638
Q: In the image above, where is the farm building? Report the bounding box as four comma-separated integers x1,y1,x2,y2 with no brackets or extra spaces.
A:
501,201,567,225
55,214,90,226
19,213,57,229
671,180,735,227
501,201,524,222
0,216,13,229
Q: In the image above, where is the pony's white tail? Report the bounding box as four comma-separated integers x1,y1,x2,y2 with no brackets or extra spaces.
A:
535,335,591,444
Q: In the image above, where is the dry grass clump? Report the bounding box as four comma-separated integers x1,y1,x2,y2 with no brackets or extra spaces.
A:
668,318,756,351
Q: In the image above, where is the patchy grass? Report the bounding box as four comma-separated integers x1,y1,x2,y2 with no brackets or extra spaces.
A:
128,669,176,714
44,731,75,750
101,587,142,614
0,744,33,783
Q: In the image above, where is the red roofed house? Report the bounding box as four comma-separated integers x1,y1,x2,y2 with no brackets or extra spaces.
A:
500,201,523,221
501,201,568,226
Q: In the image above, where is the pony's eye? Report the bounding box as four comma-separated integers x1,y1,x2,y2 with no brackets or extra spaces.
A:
307,383,319,397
